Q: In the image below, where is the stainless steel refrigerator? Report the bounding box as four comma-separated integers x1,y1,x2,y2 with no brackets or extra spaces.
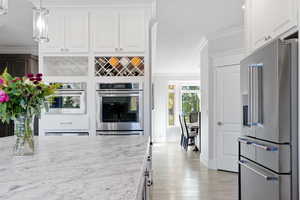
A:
239,39,299,200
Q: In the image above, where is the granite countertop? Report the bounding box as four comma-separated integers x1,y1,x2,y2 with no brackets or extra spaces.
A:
0,136,150,200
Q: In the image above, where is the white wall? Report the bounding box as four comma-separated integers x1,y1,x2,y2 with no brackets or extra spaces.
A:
199,40,216,167
199,28,245,169
152,74,200,142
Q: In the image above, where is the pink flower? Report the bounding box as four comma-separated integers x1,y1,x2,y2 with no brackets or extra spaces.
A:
0,79,4,85
36,73,43,77
27,74,34,78
0,90,9,103
35,77,42,82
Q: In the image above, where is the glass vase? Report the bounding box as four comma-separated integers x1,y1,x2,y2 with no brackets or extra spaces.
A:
14,114,35,156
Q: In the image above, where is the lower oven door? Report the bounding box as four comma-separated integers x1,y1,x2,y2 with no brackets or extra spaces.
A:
47,91,86,114
96,91,143,131
239,158,291,200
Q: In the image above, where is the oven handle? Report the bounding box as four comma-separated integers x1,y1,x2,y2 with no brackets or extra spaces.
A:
55,92,85,95
96,90,142,93
97,93,142,96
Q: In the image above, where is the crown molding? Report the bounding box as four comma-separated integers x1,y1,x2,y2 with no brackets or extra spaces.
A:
0,45,38,55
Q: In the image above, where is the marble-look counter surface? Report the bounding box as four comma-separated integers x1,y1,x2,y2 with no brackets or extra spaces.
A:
0,136,150,200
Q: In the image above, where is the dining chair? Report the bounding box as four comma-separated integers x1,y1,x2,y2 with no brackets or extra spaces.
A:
189,112,199,123
179,114,184,147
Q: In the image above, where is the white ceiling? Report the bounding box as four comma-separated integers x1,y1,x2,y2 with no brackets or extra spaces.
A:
154,0,244,74
0,0,243,74
0,0,35,47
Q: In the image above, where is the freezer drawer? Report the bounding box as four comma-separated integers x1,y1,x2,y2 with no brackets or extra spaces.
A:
240,159,291,200
239,137,290,173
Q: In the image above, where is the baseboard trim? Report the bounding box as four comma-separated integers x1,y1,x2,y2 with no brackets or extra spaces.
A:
200,154,217,170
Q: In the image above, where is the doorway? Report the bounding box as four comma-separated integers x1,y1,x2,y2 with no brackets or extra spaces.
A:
167,81,200,141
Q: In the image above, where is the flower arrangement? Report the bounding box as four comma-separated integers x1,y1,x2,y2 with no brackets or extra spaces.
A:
0,70,58,123
0,69,59,155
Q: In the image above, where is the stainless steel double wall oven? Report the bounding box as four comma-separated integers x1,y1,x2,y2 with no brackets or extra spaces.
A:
96,83,144,135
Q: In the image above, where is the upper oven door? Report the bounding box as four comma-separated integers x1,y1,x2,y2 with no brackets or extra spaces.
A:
97,91,144,131
47,90,86,114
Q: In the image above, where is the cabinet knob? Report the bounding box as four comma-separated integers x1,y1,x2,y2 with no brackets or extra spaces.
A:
115,48,118,52
119,48,123,51
217,121,223,126
61,48,64,52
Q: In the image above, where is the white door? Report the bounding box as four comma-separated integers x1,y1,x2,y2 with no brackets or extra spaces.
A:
40,10,64,53
64,12,89,53
90,11,119,52
216,65,241,172
119,11,145,52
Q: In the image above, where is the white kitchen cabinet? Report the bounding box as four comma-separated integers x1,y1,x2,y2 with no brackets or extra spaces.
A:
119,11,145,52
65,12,89,53
248,0,297,51
41,115,90,131
40,11,64,53
91,10,146,53
90,11,119,52
40,11,89,53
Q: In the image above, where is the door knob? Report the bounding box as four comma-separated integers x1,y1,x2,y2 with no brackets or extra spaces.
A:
217,121,223,126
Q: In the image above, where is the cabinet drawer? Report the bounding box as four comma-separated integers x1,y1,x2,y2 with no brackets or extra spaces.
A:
240,159,291,200
239,137,290,173
41,115,89,130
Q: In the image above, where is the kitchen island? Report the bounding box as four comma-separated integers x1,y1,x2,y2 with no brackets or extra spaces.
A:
0,136,151,200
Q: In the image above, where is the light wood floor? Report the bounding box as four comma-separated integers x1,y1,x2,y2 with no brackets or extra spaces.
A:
150,142,238,200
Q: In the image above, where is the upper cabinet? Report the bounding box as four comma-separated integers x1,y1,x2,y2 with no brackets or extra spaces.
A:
40,11,89,53
119,11,145,52
40,10,65,53
41,8,147,54
91,10,146,53
64,12,89,53
90,11,119,52
247,0,297,51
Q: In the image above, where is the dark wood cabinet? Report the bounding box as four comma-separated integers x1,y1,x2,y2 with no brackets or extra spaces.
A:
0,54,39,138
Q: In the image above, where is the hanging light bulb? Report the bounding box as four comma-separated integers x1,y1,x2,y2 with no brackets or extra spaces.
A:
0,0,8,15
33,0,49,43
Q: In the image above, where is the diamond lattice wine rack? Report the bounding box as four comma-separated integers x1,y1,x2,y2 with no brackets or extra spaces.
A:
95,56,145,77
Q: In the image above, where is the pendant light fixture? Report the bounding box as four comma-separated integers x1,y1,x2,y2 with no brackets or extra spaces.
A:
33,0,49,43
0,0,8,15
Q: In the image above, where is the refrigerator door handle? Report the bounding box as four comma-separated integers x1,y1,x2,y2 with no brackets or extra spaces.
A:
238,160,278,181
255,63,263,125
251,142,278,152
248,65,253,126
238,138,253,145
249,63,263,126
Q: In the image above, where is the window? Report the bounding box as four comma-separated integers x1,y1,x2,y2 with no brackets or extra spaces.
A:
168,85,176,126
167,82,200,127
181,85,200,122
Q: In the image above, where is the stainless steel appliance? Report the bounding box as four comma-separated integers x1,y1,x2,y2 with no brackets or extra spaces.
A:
96,82,143,135
45,132,89,136
239,39,298,200
47,82,87,114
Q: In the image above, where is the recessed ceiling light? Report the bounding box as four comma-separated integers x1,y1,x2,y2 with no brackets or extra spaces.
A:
242,4,246,10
